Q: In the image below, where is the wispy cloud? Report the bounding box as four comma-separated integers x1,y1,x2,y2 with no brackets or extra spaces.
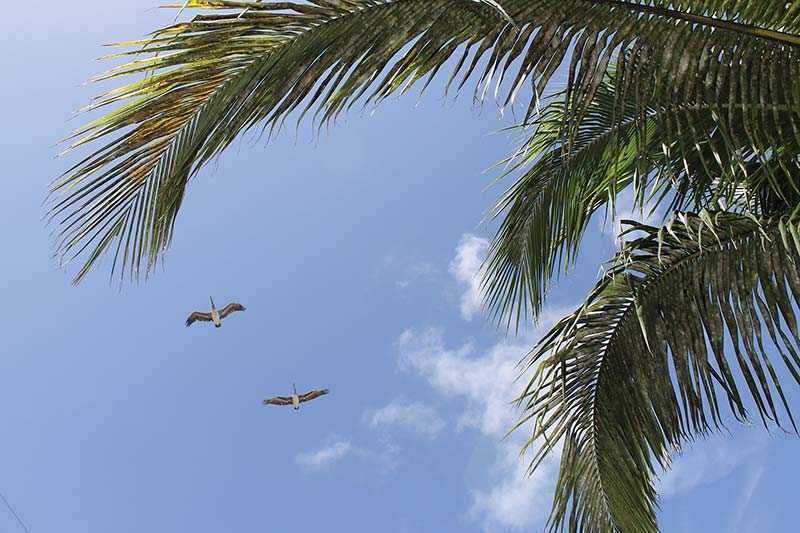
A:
379,249,440,289
449,234,489,321
395,309,570,530
395,261,439,289
469,441,561,531
363,399,444,439
657,431,767,497
387,233,580,531
296,435,400,472
296,437,353,470
729,463,766,533
396,328,521,435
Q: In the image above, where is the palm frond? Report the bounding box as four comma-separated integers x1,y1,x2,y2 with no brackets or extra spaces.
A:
51,0,800,284
49,0,510,283
473,0,515,25
515,211,800,532
483,50,800,328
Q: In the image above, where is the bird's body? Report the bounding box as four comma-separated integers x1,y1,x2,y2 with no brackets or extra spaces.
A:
263,384,329,411
186,297,245,328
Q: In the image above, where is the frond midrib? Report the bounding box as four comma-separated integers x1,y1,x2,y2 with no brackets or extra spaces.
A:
586,217,772,530
586,0,800,46
55,0,468,283
486,99,716,323
586,309,629,531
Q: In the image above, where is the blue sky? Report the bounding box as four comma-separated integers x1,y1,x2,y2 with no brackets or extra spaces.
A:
1,2,799,532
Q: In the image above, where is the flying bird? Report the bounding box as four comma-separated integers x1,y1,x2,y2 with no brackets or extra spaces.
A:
263,384,329,410
185,297,246,328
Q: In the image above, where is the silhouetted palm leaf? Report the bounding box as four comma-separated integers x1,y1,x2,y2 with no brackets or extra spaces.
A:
51,3,800,532
484,58,800,326
50,0,800,286
515,212,800,532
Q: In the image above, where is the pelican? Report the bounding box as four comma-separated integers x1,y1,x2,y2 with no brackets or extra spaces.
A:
263,385,329,410
185,297,246,328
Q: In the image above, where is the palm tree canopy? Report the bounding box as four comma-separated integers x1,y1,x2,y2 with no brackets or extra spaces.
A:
516,212,800,532
50,0,800,292
486,57,800,328
51,2,800,531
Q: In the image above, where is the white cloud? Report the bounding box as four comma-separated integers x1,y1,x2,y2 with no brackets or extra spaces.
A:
296,437,353,470
657,431,767,497
469,441,561,531
363,399,444,439
296,435,400,473
729,463,766,533
380,249,440,289
396,328,519,435
395,261,439,289
395,305,572,531
395,321,768,530
449,234,489,321
354,440,402,472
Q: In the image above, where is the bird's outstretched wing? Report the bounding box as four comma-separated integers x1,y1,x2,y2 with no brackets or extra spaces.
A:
219,303,246,319
186,312,212,327
262,396,293,406
299,389,330,404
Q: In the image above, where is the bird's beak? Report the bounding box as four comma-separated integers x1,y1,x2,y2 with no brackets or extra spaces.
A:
210,296,215,308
